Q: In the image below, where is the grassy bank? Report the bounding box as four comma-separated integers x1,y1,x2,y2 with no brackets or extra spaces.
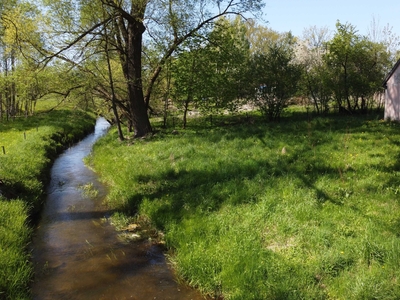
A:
89,112,400,299
0,109,95,299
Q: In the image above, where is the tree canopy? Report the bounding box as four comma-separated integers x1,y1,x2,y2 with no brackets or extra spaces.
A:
35,0,265,136
1,1,399,133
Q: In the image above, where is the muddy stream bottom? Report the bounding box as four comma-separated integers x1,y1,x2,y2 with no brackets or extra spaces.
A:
30,118,205,300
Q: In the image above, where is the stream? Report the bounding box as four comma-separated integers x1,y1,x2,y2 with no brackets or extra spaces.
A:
30,118,205,300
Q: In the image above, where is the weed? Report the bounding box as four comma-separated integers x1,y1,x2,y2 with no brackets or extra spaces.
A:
79,182,99,198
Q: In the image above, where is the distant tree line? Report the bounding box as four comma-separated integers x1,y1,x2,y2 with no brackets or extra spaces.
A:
1,0,399,136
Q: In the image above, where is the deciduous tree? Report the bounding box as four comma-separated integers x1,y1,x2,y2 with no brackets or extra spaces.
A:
324,22,391,113
250,31,302,120
296,26,331,113
0,0,44,119
41,0,264,137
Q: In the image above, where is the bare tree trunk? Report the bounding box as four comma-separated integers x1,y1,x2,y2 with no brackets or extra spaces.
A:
25,100,29,118
183,98,190,129
103,5,124,141
163,95,169,128
0,92,2,121
163,59,172,128
4,57,10,121
10,52,16,118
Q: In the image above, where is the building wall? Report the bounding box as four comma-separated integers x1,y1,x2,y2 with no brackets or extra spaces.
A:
385,65,400,121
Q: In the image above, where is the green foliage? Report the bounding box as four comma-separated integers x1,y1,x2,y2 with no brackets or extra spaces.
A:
39,0,265,137
0,0,47,120
296,26,332,114
203,17,250,112
0,199,32,300
251,32,303,120
301,61,332,113
323,22,391,112
89,112,400,299
172,16,250,121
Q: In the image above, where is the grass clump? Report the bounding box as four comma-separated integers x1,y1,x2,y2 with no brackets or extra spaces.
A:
0,108,95,299
89,112,400,299
0,199,32,300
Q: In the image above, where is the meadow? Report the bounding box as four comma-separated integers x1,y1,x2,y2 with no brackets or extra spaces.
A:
88,111,400,299
0,108,95,299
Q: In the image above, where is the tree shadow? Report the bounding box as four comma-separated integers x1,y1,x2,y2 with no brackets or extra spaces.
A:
122,148,351,229
124,158,276,227
118,112,400,232
0,179,25,200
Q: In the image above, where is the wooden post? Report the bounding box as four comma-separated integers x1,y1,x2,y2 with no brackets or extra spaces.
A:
24,132,26,140
2,146,5,155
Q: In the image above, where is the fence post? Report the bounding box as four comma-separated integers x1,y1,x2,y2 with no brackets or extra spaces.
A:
2,146,5,155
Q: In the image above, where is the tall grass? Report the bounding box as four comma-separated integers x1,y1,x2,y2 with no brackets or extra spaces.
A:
0,108,95,299
89,111,400,299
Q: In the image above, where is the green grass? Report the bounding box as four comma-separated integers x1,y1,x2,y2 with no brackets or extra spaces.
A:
89,111,400,299
0,106,96,299
0,200,32,300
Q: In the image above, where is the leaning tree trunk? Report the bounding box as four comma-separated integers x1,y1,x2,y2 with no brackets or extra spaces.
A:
102,5,124,141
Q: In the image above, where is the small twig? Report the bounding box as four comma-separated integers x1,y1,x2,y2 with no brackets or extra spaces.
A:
338,168,344,182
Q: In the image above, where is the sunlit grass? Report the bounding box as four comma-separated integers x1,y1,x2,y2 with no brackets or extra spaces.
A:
90,112,400,299
0,199,32,300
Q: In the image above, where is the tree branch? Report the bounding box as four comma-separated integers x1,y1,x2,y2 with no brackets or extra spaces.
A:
144,8,244,107
40,18,111,67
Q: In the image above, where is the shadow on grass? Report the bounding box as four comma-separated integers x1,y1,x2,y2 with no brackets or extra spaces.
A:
169,111,386,145
0,180,26,200
125,158,276,225
114,112,400,228
123,153,348,229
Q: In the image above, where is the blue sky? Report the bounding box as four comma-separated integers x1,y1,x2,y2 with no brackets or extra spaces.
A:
261,0,400,38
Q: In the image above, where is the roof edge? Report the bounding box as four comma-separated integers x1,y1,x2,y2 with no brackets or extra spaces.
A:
383,58,400,88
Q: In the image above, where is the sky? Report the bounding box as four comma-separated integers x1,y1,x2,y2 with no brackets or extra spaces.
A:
261,0,400,38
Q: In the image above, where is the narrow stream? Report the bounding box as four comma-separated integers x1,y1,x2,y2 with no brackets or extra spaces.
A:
31,118,205,300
